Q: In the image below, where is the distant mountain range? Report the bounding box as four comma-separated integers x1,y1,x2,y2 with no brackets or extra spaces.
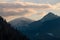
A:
9,17,34,34
9,12,60,40
9,17,33,27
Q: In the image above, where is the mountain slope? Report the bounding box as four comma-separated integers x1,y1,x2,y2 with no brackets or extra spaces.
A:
0,16,29,40
41,12,59,22
28,12,59,29
9,12,60,40
40,17,60,38
9,17,33,33
24,12,60,40
9,17,33,27
36,17,60,40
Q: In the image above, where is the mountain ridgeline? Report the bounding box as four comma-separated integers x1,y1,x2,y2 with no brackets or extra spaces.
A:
0,16,29,40
9,12,60,40
27,12,60,40
9,17,33,33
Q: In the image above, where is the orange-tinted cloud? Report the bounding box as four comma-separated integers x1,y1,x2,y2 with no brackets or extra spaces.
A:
0,2,59,21
53,3,60,10
0,2,52,9
0,2,55,18
3,8,24,12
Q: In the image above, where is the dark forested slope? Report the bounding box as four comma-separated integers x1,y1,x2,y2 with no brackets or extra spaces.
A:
0,16,29,40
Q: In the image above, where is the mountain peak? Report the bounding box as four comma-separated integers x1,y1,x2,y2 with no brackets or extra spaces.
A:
45,12,57,16
41,12,59,22
9,17,33,23
9,17,33,27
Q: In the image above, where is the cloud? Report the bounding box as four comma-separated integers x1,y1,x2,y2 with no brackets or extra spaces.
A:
0,8,37,16
0,2,52,9
0,0,5,2
3,8,24,12
51,3,60,16
1,2,60,21
4,16,21,22
53,3,60,10
24,9,37,17
0,2,53,17
2,2,60,20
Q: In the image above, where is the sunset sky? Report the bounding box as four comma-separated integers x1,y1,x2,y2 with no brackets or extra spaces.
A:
0,0,60,21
